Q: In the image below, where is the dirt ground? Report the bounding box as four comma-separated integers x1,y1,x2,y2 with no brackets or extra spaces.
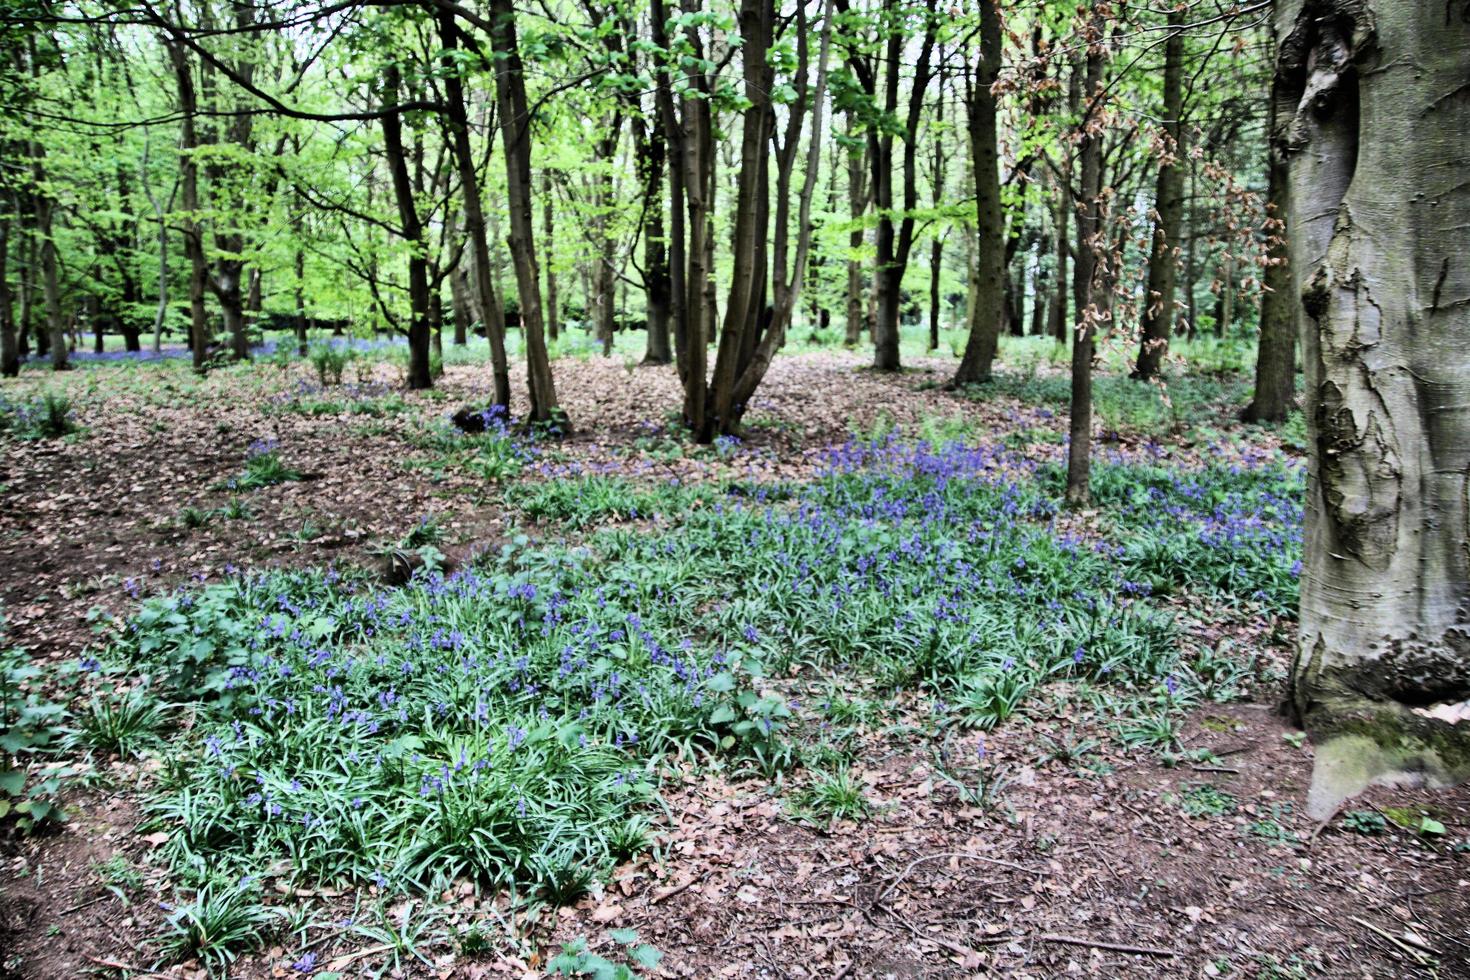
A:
1,351,1466,979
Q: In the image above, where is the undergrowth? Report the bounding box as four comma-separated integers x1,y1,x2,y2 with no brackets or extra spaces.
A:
87,429,1301,962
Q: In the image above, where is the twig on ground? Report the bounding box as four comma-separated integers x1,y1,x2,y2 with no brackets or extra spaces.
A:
1034,934,1180,957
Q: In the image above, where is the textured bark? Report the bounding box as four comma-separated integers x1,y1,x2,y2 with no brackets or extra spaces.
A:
635,103,671,365
1278,0,1470,811
952,0,1004,386
1064,9,1107,508
488,0,561,424
1131,8,1185,381
927,69,947,352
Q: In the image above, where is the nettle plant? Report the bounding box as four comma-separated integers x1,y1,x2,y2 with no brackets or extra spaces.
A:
1,641,70,831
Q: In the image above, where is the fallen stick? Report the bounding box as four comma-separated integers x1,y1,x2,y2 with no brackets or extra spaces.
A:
83,955,176,979
650,873,704,905
1033,934,1180,957
1351,916,1435,966
873,850,1046,908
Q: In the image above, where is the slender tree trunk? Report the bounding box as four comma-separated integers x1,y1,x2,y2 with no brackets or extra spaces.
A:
31,144,67,372
1242,91,1296,423
167,41,210,371
0,203,15,377
953,0,1004,386
725,0,834,422
542,170,559,342
1064,8,1107,508
844,114,867,347
488,0,561,424
927,70,947,352
636,105,672,366
650,0,690,384
439,12,510,406
1216,256,1235,335
709,0,774,434
1131,9,1186,379
380,65,432,390
1277,0,1470,814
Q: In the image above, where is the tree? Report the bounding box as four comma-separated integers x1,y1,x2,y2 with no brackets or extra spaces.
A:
1131,6,1185,381
951,0,1003,386
1241,60,1295,423
1277,0,1470,814
487,0,561,424
437,8,512,407
1063,4,1107,509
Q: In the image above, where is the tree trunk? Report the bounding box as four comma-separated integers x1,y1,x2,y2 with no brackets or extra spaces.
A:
637,103,673,366
1064,8,1107,508
650,0,689,381
0,203,15,377
1241,93,1296,423
167,40,210,372
1131,8,1186,380
1277,0,1470,815
543,170,559,342
488,0,561,424
844,113,868,348
380,65,433,391
927,70,947,353
723,0,834,426
952,0,1004,386
1215,256,1235,335
439,11,511,406
31,143,67,372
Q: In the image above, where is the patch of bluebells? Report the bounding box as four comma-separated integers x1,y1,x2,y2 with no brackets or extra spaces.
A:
1077,452,1304,615
112,429,1295,895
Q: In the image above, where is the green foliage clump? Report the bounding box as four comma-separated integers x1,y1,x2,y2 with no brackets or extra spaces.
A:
0,639,70,832
0,391,80,441
308,342,353,386
227,439,303,490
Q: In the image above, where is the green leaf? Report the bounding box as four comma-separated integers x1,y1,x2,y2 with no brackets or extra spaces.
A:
0,769,24,795
707,705,737,725
630,944,663,968
608,927,639,944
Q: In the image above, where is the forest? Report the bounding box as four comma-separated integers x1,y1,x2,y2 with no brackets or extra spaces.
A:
0,0,1467,976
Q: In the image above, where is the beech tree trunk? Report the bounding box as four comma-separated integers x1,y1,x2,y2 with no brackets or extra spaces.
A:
1131,8,1185,381
1277,0,1470,815
952,0,1004,386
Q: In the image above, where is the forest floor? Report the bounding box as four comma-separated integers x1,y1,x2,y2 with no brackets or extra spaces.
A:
1,341,1467,980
